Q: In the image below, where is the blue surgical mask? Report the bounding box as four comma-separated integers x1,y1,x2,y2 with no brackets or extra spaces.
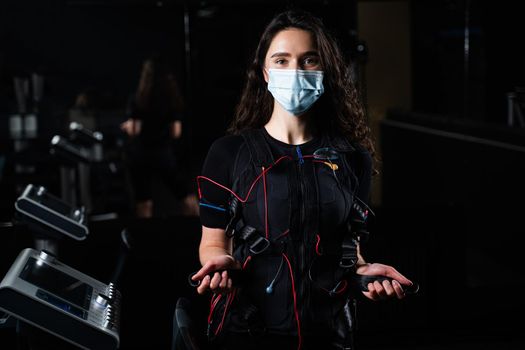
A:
267,68,324,116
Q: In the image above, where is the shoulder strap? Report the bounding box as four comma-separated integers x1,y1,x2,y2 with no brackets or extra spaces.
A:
225,129,274,239
240,129,274,167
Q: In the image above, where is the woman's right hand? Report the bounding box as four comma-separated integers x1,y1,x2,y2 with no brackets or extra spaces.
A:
191,255,240,295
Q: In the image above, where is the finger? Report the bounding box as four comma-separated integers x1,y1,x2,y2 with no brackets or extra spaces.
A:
373,280,386,299
382,280,395,297
192,262,216,281
191,268,206,281
363,282,379,301
219,271,228,289
383,267,412,286
217,278,234,295
197,275,210,295
392,280,406,299
209,272,222,290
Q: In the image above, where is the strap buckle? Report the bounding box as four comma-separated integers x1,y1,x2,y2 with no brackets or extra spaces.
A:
339,256,357,269
249,236,270,255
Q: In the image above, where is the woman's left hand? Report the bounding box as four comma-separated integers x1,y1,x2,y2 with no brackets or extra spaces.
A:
356,263,413,301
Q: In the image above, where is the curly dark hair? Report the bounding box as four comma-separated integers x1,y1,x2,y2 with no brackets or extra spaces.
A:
228,9,375,160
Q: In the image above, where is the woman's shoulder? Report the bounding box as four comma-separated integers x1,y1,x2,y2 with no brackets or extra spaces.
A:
209,134,245,151
326,134,372,171
202,134,248,183
206,134,246,161
322,132,371,160
346,142,373,177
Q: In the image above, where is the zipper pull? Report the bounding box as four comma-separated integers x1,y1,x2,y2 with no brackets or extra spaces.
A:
296,146,304,165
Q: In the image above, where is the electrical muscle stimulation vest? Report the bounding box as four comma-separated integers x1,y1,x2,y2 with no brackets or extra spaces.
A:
203,129,370,348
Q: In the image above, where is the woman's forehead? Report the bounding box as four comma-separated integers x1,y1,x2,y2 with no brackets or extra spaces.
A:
267,29,317,55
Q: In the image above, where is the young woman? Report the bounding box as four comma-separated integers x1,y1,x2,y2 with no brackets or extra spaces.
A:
192,10,414,350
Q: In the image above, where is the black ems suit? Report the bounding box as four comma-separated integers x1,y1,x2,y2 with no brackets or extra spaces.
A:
198,128,372,350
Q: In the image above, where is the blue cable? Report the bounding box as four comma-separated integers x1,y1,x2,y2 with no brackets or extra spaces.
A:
199,202,226,212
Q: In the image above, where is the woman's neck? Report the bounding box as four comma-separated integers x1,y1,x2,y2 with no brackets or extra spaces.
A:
264,102,314,145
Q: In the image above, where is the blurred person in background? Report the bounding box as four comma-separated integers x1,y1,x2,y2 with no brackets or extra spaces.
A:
121,54,198,218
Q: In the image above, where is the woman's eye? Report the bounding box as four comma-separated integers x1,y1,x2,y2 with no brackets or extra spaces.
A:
275,59,287,65
303,57,319,66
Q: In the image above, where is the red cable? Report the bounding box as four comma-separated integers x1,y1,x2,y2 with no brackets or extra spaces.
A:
215,289,237,335
282,253,302,350
196,155,292,202
242,256,252,269
315,234,322,256
275,229,290,240
208,294,222,324
209,256,252,336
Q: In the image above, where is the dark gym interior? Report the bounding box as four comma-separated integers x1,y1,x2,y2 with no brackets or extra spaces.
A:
1,0,524,349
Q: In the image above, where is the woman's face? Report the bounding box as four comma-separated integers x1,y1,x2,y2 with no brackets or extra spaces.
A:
263,28,321,82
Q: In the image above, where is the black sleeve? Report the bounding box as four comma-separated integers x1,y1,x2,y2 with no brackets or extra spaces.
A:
198,135,244,229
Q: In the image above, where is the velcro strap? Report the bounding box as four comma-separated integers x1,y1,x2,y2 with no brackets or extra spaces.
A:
340,236,358,269
225,196,242,238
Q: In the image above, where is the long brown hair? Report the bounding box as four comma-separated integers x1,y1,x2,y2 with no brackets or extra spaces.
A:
228,10,375,159
135,54,184,116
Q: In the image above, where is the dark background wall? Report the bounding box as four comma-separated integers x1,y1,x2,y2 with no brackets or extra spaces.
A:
412,0,525,122
1,0,525,349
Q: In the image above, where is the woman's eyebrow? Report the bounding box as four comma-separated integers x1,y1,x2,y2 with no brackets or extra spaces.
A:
270,52,291,58
270,50,319,58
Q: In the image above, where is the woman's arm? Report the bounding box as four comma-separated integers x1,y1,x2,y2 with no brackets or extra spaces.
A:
351,148,413,300
191,226,240,295
193,136,245,294
198,226,232,265
120,118,141,136
170,120,182,139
